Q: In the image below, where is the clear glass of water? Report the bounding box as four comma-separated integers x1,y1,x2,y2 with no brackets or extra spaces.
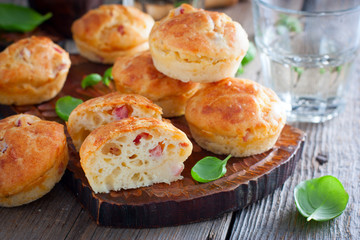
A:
252,0,360,123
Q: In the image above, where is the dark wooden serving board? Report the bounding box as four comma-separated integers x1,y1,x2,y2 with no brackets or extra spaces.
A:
1,55,305,228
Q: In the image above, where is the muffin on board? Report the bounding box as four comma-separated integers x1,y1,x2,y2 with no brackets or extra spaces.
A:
0,36,71,106
185,78,286,157
80,117,192,193
0,114,68,207
72,4,154,64
112,51,200,117
149,4,249,83
67,92,162,151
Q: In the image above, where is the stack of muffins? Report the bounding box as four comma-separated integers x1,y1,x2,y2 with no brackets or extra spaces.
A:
69,4,288,193
0,3,287,201
107,4,286,158
0,36,71,207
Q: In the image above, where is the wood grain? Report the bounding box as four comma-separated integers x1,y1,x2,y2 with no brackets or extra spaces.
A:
227,52,360,240
63,120,304,228
1,1,359,239
1,55,304,229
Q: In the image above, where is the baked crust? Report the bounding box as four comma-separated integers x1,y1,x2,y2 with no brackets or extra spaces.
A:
0,36,71,105
112,51,200,117
67,92,163,151
72,4,154,63
0,114,68,207
80,117,192,193
185,78,286,157
149,4,249,83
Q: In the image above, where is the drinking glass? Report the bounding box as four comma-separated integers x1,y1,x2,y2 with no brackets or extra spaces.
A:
252,0,360,122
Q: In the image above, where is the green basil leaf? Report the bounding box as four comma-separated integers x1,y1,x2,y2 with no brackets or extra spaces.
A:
55,96,83,121
102,67,113,86
174,1,187,8
292,66,304,76
237,41,256,75
0,4,52,32
294,175,349,222
102,77,111,86
191,155,231,183
81,73,102,89
276,14,302,33
241,41,257,66
236,65,244,75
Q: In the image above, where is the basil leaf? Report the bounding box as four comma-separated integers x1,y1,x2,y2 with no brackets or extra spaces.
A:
55,96,83,121
0,4,52,32
102,67,113,86
276,14,302,33
81,73,102,89
241,41,257,66
237,41,256,75
191,155,231,183
237,65,244,75
294,175,349,222
336,66,342,73
174,1,187,8
292,66,304,76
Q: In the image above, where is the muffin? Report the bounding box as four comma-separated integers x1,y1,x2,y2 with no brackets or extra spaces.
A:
112,51,200,117
80,117,192,193
185,78,286,157
71,4,155,64
149,4,249,83
0,114,69,207
0,36,71,106
67,92,163,151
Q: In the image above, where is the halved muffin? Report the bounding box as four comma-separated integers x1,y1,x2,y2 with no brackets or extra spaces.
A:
80,117,192,193
67,92,162,151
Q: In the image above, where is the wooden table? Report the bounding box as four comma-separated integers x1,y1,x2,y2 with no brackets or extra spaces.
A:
1,1,359,239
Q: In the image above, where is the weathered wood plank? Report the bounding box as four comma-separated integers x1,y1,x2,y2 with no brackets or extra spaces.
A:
228,59,360,240
64,211,232,240
0,184,83,240
2,2,359,240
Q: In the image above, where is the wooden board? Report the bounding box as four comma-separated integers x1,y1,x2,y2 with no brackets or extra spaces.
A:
2,55,305,228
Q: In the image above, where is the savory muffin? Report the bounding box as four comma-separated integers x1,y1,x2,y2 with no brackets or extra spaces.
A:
80,117,192,193
0,114,68,207
149,4,249,83
0,36,71,105
185,77,286,157
67,92,162,151
72,4,155,64
112,51,200,117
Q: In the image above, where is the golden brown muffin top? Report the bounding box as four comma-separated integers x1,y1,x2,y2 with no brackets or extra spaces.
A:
185,78,286,138
0,36,71,91
112,51,200,100
149,4,248,59
70,92,163,116
0,114,67,197
72,4,154,51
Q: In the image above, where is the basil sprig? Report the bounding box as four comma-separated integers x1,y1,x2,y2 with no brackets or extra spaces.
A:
55,96,83,121
81,73,102,89
294,175,349,221
0,3,52,32
81,67,113,89
191,155,232,183
237,41,257,75
102,67,114,86
276,14,302,33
